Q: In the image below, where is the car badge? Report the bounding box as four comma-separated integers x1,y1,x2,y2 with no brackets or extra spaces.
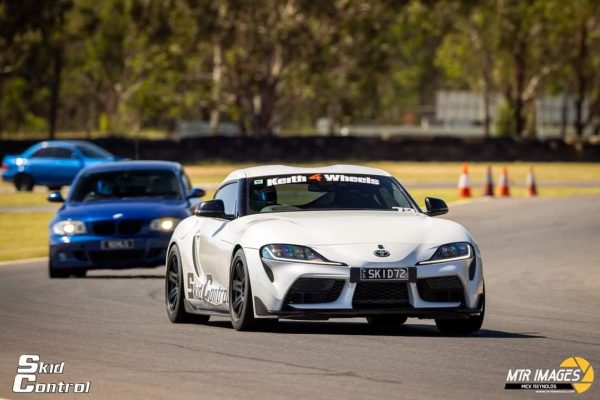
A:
374,244,390,257
113,213,124,219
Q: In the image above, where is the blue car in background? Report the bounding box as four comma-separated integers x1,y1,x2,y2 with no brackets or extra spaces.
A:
1,140,118,191
47,161,205,278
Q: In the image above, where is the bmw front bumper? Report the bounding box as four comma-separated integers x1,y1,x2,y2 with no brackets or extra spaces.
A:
49,235,170,270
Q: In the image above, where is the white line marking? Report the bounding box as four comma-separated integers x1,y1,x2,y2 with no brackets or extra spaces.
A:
448,197,493,207
0,256,48,267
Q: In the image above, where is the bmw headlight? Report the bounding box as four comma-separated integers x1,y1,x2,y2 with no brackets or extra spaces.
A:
150,217,181,232
260,244,343,265
52,220,87,235
418,242,472,265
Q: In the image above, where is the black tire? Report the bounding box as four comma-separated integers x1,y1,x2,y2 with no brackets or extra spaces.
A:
435,294,485,335
71,269,87,278
229,249,259,331
48,259,86,278
48,185,62,191
49,259,68,278
165,244,209,324
14,173,34,191
366,315,408,327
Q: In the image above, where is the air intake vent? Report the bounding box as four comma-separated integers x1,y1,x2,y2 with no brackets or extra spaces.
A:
417,276,464,303
283,278,344,308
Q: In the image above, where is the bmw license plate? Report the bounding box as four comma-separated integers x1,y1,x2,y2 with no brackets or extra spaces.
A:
101,240,134,250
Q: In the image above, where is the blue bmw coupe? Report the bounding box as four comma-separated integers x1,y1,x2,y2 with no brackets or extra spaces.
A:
2,140,119,191
47,161,205,278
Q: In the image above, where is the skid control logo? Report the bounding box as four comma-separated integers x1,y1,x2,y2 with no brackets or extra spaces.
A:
505,356,594,394
13,354,91,394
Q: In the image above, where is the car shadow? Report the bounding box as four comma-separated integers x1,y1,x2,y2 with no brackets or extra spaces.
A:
81,274,163,279
203,319,545,339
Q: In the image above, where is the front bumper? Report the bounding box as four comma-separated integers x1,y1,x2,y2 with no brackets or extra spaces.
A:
50,235,170,270
254,300,484,320
2,171,14,182
247,248,484,319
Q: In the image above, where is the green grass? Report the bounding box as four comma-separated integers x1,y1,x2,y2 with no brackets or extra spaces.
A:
183,162,600,207
0,162,598,208
0,161,598,262
1,129,171,141
408,187,600,208
0,189,63,207
184,161,600,183
0,212,52,262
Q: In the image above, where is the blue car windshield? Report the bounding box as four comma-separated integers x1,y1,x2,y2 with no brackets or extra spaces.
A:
70,170,181,202
75,144,113,159
247,174,415,214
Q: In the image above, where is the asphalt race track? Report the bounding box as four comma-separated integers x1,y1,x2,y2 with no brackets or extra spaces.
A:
1,197,599,399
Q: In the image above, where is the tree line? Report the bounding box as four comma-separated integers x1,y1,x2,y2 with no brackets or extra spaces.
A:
1,0,599,139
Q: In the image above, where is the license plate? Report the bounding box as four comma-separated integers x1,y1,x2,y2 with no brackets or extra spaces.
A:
101,240,134,250
360,267,409,281
350,266,416,283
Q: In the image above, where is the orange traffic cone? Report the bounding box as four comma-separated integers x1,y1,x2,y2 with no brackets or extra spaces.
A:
526,166,538,197
497,166,510,197
458,163,472,198
483,165,494,196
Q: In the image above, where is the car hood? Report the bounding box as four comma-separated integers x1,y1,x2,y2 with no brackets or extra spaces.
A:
228,210,473,265
2,155,18,165
56,199,191,221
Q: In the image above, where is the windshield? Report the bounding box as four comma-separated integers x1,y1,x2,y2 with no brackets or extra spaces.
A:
247,173,415,214
70,170,181,202
75,144,113,159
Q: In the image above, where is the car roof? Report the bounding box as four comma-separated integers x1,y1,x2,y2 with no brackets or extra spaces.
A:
79,160,182,174
223,164,392,182
37,140,98,148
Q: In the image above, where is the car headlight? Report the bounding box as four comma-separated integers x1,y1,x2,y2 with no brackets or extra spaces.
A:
260,244,343,265
418,242,472,265
150,217,181,232
52,220,87,235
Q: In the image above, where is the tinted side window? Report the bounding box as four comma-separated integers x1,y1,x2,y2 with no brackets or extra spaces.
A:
52,147,74,159
31,147,73,159
31,148,54,158
76,145,110,159
214,182,238,216
181,173,192,191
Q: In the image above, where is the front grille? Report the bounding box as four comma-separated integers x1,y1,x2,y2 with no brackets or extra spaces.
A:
119,220,142,235
352,282,409,308
417,276,464,303
283,278,344,307
88,250,146,266
92,220,143,236
93,221,116,235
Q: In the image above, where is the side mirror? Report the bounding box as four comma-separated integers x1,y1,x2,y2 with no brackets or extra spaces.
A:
187,187,206,199
47,191,64,203
194,199,233,219
424,197,448,217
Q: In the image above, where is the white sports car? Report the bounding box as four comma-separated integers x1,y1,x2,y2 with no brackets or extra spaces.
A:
165,165,485,334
